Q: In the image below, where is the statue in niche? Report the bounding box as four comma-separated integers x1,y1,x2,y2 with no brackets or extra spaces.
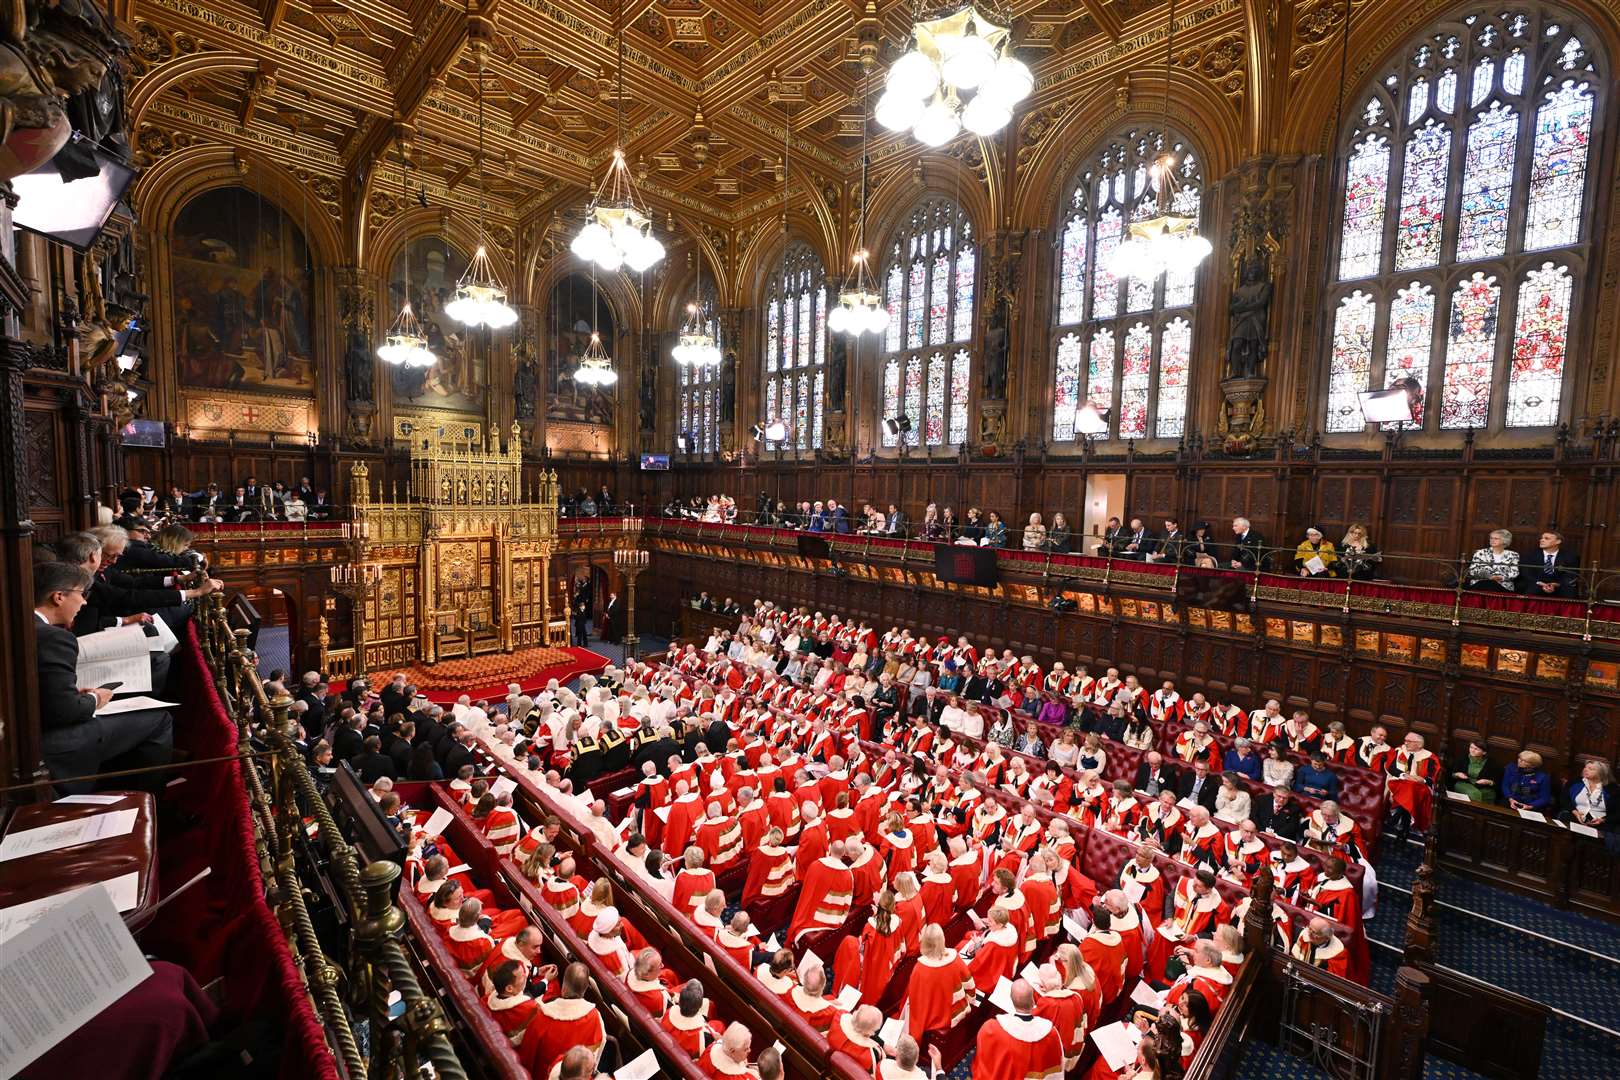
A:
827,333,847,410
1225,253,1274,380
513,349,539,419
982,290,1009,400
720,348,737,422
638,347,657,431
346,325,375,402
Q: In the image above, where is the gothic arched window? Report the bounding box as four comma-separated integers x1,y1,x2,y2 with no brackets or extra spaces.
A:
677,281,722,457
1052,128,1203,442
879,199,975,448
764,243,827,454
1324,7,1598,434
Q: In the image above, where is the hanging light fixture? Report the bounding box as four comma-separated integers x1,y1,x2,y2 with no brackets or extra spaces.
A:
573,266,619,387
570,0,666,274
446,27,518,329
1106,0,1213,282
378,146,438,369
876,6,1030,146
671,299,722,367
829,72,890,338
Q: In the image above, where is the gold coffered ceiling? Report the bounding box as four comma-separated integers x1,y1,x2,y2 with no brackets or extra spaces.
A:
122,0,1391,261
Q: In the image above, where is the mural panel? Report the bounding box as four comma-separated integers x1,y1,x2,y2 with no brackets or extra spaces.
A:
547,272,616,426
388,237,484,413
171,187,315,394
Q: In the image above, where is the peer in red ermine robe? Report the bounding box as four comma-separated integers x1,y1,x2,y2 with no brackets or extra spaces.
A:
905,948,974,1040
786,854,854,943
741,843,794,906
832,915,904,1005
521,996,605,1080
967,923,1021,993
973,1013,1066,1080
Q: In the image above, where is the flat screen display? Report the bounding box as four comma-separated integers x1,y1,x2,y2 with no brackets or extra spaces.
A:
639,453,670,471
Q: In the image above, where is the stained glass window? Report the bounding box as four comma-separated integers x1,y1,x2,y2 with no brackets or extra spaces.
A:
1053,129,1203,441
1058,217,1088,324
1118,323,1152,438
763,243,827,454
924,352,946,444
950,350,971,445
1440,272,1501,429
882,357,901,447
1156,318,1191,439
676,280,722,455
1325,7,1596,434
1525,81,1593,249
1384,283,1437,428
1052,333,1083,441
1505,262,1572,427
1326,291,1378,433
879,198,976,448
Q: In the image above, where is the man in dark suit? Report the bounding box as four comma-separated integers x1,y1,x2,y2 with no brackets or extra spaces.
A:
1132,751,1178,796
1117,517,1155,560
1094,517,1123,557
227,486,255,522
632,726,680,777
58,531,216,638
1177,760,1220,811
1252,786,1303,840
155,485,189,518
829,500,851,534
34,561,174,794
307,489,335,521
441,727,476,776
1228,516,1267,571
193,483,226,521
351,735,397,783
1146,518,1185,565
383,721,415,775
332,711,367,762
381,675,412,717
1522,530,1581,598
884,504,909,537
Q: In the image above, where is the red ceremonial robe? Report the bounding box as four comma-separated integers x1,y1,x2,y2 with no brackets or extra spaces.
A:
662,793,705,856
742,843,794,905
827,1013,884,1075
1080,928,1127,1004
795,821,830,880
920,871,957,929
833,917,904,1005
661,1004,721,1059
973,1014,1067,1080
905,949,974,1040
522,997,605,1080
786,986,838,1033
1291,931,1350,978
698,1043,753,1079
1034,987,1088,1071
486,990,538,1043
673,867,717,913
787,855,855,942
693,815,745,874
968,924,1021,993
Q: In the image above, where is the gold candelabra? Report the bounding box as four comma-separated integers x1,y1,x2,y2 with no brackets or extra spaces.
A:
329,562,383,676
613,537,651,661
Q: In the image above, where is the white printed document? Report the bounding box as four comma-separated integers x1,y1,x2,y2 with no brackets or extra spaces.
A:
74,625,154,695
0,872,142,944
95,696,177,717
1090,1021,1144,1072
0,885,153,1076
0,809,139,863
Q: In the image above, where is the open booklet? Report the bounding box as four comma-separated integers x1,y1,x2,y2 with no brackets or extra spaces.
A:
75,624,154,695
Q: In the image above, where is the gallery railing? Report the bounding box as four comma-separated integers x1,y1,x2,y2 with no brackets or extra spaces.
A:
195,593,468,1080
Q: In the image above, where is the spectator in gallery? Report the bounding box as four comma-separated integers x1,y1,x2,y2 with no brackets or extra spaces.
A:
920,503,945,541
1021,512,1048,551
577,489,599,516
1293,527,1338,577
1502,749,1554,813
1521,530,1580,598
982,510,1007,548
1445,738,1502,804
1338,523,1382,581
1228,516,1267,572
1465,528,1519,591
958,507,984,544
283,489,308,521
938,505,957,541
1116,517,1153,559
1046,513,1071,553
1261,743,1295,789
308,489,334,520
1185,521,1220,569
1223,737,1262,782
1563,760,1617,831
1145,518,1184,564
884,503,909,537
1095,516,1123,557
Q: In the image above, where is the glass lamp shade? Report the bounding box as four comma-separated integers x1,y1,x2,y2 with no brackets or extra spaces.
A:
961,93,1011,136
982,55,1033,106
887,50,939,99
940,33,996,90
875,91,925,132
914,98,962,146
827,304,851,334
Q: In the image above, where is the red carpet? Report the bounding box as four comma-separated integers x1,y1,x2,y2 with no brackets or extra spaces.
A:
361,646,611,704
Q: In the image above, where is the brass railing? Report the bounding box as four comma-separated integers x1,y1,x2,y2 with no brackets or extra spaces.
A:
195,593,468,1080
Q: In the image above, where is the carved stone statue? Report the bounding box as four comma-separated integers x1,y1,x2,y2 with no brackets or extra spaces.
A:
827,332,847,410
345,326,375,402
720,348,737,422
982,291,1009,400
513,353,539,419
1225,253,1274,380
638,342,657,431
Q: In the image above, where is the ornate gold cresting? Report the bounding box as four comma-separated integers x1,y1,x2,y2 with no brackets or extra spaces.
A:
337,425,560,671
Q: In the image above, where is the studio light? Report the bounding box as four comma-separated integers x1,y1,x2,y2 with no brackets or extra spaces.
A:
1359,378,1422,425
765,419,789,442
1073,402,1110,436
